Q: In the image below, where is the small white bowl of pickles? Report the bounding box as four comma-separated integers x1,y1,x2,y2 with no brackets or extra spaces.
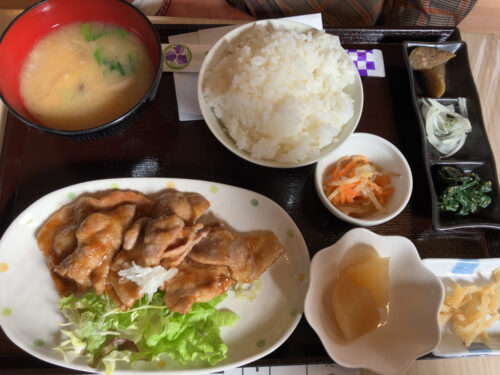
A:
304,228,444,375
315,132,413,226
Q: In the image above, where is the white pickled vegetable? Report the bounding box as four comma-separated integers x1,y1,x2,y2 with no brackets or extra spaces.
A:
421,97,472,158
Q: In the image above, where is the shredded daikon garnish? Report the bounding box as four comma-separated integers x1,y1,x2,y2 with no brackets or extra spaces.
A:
421,97,471,158
118,262,178,302
323,155,396,217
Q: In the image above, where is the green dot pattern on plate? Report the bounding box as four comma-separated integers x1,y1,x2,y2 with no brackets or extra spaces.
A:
286,229,294,238
250,199,259,207
33,339,45,347
256,339,266,348
67,192,77,201
209,185,218,194
110,183,119,189
290,308,298,317
1,307,12,317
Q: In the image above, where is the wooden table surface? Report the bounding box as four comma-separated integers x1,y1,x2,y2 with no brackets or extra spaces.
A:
0,6,499,375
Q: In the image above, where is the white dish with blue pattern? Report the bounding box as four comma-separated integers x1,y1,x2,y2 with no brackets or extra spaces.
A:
0,178,310,374
423,258,500,357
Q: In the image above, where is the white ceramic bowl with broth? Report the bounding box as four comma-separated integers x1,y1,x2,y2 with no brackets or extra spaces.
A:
304,228,444,375
198,19,363,168
315,133,413,225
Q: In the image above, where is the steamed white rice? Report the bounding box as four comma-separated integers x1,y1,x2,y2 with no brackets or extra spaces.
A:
202,23,357,163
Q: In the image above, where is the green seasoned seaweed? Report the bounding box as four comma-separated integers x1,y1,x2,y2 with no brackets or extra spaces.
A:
438,166,492,216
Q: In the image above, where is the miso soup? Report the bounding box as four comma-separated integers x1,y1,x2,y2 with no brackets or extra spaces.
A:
19,22,155,130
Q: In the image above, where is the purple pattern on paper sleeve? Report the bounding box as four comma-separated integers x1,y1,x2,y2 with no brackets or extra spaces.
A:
174,45,185,54
176,54,188,64
165,50,176,62
347,49,376,77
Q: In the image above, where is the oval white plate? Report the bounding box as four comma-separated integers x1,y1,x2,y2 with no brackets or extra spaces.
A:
0,178,310,374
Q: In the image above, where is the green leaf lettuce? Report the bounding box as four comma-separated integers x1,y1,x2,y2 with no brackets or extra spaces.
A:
55,291,239,374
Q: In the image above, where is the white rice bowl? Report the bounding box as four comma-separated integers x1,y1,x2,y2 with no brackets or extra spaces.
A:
201,21,359,164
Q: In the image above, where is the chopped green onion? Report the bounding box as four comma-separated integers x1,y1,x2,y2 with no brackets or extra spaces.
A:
116,28,127,38
81,23,93,42
81,23,126,42
116,62,125,76
127,52,137,73
94,47,104,65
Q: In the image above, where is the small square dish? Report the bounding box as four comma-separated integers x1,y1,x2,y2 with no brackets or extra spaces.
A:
402,41,500,230
423,258,500,357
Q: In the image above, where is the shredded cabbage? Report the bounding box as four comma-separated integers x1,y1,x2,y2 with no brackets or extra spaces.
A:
55,291,239,375
421,97,471,158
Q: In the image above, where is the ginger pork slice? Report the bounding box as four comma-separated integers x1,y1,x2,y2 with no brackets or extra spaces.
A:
162,258,235,314
246,231,285,278
121,214,208,268
37,190,153,296
187,225,257,283
152,191,210,224
55,203,137,287
37,190,153,263
164,227,285,315
109,215,208,308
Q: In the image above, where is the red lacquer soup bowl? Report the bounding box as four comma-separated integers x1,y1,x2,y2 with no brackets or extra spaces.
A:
0,0,162,139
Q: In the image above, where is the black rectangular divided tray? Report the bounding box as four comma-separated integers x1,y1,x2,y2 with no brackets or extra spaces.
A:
402,41,500,230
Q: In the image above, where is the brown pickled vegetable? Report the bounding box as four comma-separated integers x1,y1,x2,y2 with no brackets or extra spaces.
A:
409,47,455,70
422,63,446,98
409,46,456,98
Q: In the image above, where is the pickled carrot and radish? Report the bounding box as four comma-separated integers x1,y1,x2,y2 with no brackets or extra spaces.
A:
323,155,397,217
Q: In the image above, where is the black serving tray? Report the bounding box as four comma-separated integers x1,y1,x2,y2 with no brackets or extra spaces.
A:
402,41,500,231
2,26,500,374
